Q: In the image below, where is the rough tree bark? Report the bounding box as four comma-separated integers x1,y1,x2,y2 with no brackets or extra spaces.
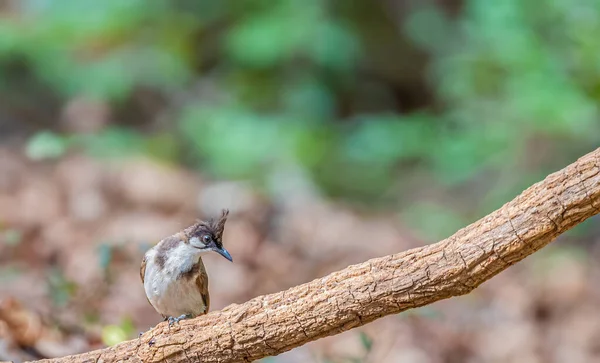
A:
33,148,600,363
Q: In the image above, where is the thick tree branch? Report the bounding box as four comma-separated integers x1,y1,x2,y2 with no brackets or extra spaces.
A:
33,148,600,363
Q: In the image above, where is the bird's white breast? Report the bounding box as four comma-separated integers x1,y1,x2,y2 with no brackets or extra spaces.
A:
143,242,207,318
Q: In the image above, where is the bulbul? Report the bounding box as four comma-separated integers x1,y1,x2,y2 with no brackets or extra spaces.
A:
140,209,232,325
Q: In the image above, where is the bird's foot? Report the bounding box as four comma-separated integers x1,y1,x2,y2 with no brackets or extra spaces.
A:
167,314,192,327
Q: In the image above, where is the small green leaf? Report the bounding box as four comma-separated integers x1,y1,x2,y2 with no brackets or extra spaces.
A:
359,331,373,353
26,131,68,160
47,268,78,307
102,325,129,346
98,243,113,271
119,316,136,337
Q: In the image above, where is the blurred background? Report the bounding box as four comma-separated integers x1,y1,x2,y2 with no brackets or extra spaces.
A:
1,0,600,362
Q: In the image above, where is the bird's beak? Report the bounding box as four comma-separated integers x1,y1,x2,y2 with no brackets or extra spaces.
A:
214,247,233,262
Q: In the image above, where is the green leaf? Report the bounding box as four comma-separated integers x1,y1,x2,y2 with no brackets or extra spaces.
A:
98,243,113,271
102,325,129,346
26,131,69,161
359,331,373,353
47,268,78,307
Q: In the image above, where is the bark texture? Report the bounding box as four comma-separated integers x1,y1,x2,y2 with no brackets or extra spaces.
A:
32,148,600,363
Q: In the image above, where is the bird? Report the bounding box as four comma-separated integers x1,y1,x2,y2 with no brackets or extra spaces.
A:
140,209,232,326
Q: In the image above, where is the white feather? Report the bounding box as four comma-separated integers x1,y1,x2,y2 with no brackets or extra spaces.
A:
143,241,210,318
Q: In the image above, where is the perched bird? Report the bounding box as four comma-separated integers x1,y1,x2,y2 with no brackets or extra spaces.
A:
140,209,232,325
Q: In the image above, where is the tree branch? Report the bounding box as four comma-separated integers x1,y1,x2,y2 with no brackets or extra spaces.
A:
33,148,600,363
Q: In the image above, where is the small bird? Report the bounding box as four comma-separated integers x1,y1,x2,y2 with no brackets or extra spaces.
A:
140,209,232,325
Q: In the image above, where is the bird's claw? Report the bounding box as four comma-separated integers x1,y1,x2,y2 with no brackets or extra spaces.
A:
167,314,191,327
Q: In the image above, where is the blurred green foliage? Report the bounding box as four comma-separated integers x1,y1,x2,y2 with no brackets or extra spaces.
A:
1,0,599,239
47,267,78,307
101,317,136,346
358,331,373,353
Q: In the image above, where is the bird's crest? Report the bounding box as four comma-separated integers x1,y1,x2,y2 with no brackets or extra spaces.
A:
187,209,229,242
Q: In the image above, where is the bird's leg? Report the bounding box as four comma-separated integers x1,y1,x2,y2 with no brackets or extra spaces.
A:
167,314,192,327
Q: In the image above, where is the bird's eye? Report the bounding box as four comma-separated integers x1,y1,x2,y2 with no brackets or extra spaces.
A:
202,235,211,243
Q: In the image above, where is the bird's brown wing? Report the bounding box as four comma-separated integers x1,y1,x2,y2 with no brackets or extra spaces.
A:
140,255,156,310
195,264,210,314
140,255,147,284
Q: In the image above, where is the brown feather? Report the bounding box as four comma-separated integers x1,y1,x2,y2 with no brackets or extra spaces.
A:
177,258,211,315
140,255,146,284
139,255,153,308
195,263,210,313
212,209,229,241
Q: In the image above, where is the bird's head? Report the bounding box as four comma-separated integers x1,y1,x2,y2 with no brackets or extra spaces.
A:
186,209,232,262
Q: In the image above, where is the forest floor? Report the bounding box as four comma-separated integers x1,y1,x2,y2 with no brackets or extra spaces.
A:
1,148,600,363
